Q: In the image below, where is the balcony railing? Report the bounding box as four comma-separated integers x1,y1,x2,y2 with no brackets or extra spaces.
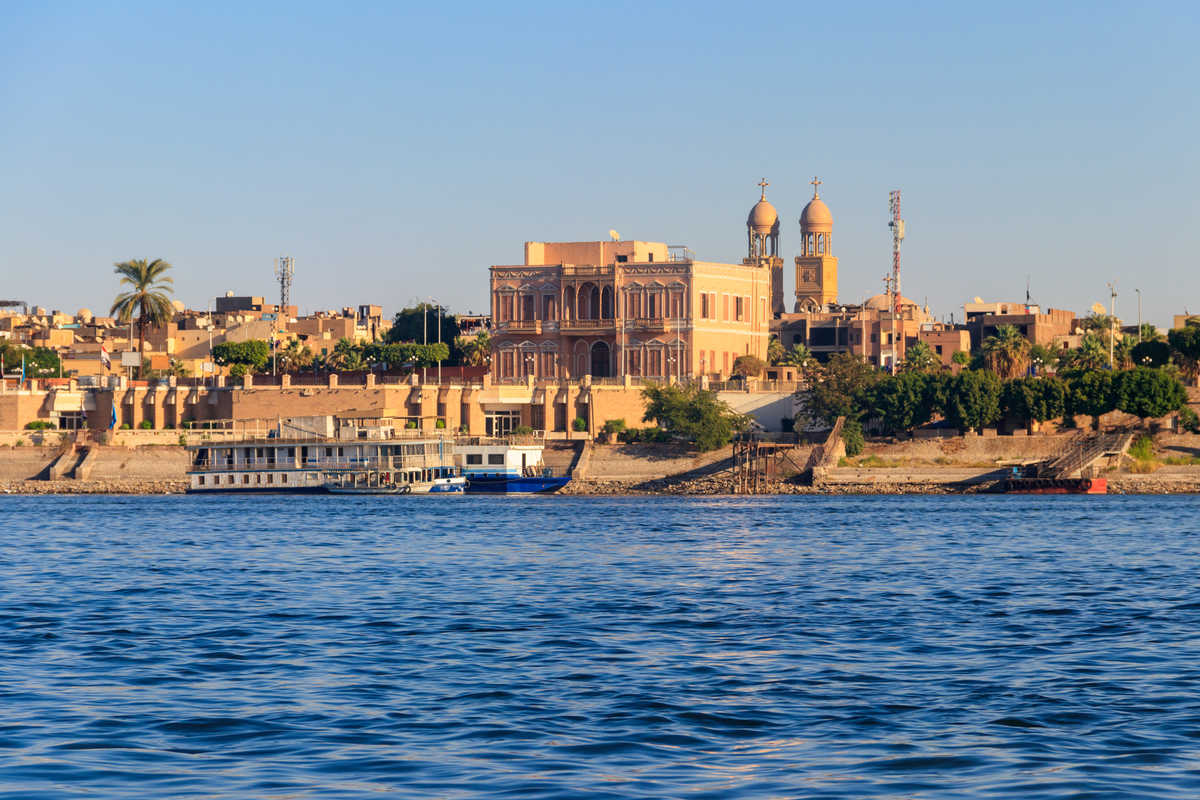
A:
501,320,541,335
626,318,670,332
561,318,616,331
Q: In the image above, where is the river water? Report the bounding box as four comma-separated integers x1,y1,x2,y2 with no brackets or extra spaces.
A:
2,494,1199,798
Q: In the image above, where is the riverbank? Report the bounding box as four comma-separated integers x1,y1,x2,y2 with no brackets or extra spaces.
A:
3,434,1200,495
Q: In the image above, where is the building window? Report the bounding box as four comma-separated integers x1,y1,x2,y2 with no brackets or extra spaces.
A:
500,295,513,322
700,293,709,318
647,294,658,318
616,255,628,263
735,296,744,321
648,349,662,376
647,253,654,262
722,294,729,321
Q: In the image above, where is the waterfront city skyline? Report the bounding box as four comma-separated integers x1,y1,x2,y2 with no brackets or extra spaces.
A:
2,2,1198,325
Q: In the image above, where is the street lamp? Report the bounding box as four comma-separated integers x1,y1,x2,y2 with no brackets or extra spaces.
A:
1135,288,1142,342
524,352,535,379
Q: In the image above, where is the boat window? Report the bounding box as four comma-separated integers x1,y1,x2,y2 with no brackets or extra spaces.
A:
198,476,205,486
488,454,505,465
282,474,288,483
243,475,250,485
466,454,483,465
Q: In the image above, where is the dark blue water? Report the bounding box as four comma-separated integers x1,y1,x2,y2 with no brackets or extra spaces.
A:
2,495,1200,799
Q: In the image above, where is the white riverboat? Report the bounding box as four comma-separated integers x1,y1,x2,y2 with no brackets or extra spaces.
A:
186,416,460,494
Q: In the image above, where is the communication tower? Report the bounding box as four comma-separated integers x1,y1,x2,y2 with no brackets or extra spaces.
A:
275,256,294,311
888,191,904,314
887,191,904,372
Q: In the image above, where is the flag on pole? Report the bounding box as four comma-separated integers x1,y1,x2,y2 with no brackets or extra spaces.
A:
20,354,25,384
100,345,111,370
109,403,117,430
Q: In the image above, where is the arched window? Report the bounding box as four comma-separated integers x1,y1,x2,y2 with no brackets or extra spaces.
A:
564,286,576,321
601,286,614,319
590,341,611,378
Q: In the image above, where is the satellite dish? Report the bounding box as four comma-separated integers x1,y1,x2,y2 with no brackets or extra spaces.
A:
1090,302,1105,315
973,296,983,304
609,229,620,241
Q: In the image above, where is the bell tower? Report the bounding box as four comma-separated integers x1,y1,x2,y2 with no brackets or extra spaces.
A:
794,176,838,312
744,178,786,316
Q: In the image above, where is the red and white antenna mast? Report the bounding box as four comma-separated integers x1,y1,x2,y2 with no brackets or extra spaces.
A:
888,190,904,372
889,190,904,314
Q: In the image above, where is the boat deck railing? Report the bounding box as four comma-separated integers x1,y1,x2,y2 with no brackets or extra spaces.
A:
190,454,456,472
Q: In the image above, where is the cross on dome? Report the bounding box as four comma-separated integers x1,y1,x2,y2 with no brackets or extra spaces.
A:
758,178,769,199
810,176,822,198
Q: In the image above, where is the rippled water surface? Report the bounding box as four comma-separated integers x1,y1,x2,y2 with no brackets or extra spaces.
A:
3,494,1200,798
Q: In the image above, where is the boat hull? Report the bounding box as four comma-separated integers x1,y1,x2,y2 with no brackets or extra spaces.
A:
1004,477,1107,494
465,475,570,494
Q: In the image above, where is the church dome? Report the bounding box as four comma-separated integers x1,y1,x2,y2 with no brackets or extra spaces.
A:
865,293,917,311
800,196,833,230
747,198,778,233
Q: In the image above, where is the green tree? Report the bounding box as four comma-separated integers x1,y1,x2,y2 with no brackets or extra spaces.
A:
1001,376,1067,424
801,352,881,425
1061,334,1109,372
456,331,491,368
866,372,936,435
212,340,271,373
944,370,1002,432
1066,369,1116,429
641,383,747,451
1115,366,1188,423
110,258,175,378
981,324,1031,379
1131,339,1170,369
277,339,315,373
1114,334,1137,369
1028,343,1059,374
900,340,940,374
386,303,462,363
1168,324,1200,381
951,349,971,367
767,335,784,365
779,343,815,373
732,354,766,378
1139,323,1164,343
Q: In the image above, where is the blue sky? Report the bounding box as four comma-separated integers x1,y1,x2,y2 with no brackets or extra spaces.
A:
2,1,1197,326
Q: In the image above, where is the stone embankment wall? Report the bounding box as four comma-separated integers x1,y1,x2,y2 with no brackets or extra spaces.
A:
0,444,189,494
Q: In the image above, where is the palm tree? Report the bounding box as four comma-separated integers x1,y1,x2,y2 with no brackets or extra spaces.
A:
458,330,491,367
900,340,941,373
1139,323,1164,343
110,258,174,378
981,324,1031,379
328,338,367,372
1114,334,1137,369
1062,334,1109,372
277,340,314,373
767,335,784,365
1028,343,1059,375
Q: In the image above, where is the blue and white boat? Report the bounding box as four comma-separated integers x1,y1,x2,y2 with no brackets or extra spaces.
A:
456,440,570,494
